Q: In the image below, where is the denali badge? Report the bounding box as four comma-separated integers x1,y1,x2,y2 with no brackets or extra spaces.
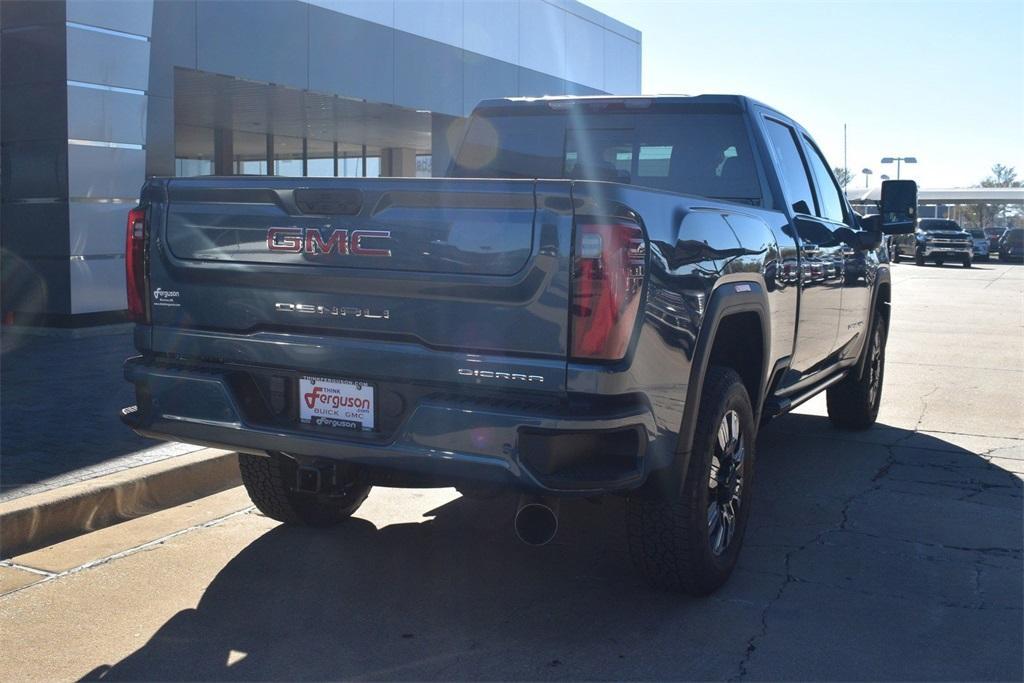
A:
275,303,390,320
458,368,544,383
267,227,391,256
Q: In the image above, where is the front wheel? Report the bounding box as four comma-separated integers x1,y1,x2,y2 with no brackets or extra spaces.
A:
627,367,756,595
827,311,887,430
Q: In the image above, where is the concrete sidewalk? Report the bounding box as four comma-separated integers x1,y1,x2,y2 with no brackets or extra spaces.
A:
0,326,170,497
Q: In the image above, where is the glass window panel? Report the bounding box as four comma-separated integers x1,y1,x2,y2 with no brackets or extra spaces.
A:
416,154,432,178
365,156,380,178
233,131,268,175
307,138,335,177
274,134,303,176
339,156,362,177
174,124,214,177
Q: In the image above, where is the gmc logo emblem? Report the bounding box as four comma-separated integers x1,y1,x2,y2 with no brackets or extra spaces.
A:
267,227,392,257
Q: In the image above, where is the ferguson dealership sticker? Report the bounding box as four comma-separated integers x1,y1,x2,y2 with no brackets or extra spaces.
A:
152,288,180,307
299,376,374,431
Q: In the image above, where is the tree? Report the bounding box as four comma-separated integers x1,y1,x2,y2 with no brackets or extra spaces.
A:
955,165,1022,228
832,166,855,189
981,164,1020,188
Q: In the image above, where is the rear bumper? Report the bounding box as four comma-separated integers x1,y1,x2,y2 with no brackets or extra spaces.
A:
122,357,658,495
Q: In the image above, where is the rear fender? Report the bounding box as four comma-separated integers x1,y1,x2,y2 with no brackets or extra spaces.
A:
649,279,771,497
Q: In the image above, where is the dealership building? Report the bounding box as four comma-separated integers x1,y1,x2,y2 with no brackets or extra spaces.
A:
0,0,640,326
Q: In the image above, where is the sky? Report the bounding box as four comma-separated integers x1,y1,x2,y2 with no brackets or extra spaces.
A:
586,0,1024,188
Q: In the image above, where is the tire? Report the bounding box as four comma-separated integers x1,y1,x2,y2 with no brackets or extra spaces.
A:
239,452,371,526
962,255,972,268
627,367,756,595
827,311,887,430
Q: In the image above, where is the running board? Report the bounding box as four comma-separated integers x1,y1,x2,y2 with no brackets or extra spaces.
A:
762,371,848,420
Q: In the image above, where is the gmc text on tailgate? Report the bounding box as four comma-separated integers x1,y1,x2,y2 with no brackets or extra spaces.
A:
122,95,917,595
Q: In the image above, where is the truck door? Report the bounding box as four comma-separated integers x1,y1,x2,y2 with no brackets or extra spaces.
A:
762,117,843,382
799,135,870,361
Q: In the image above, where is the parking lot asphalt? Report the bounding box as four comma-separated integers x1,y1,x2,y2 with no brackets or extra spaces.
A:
2,262,1021,681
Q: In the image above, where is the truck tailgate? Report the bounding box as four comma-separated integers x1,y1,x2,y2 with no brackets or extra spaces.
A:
147,177,573,361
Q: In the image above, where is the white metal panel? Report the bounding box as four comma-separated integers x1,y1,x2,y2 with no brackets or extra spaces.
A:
519,0,565,78
66,25,151,91
70,257,127,313
69,202,132,256
67,145,145,199
305,0,395,27
394,0,464,48
564,12,604,90
603,30,640,95
66,0,154,37
67,85,148,145
464,0,519,65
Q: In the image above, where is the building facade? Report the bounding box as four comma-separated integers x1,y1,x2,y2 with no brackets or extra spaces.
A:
1,0,640,325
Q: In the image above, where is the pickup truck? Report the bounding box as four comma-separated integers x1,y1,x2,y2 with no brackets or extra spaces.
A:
122,95,917,595
892,217,973,267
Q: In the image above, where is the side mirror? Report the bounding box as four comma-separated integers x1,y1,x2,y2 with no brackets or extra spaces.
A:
879,179,917,234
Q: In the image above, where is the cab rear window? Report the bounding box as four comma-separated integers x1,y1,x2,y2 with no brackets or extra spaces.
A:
451,103,761,204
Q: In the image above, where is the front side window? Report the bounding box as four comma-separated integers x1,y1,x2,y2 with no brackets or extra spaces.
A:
802,137,847,224
764,119,816,215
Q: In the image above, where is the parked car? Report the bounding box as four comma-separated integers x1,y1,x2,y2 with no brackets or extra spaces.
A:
968,229,990,260
998,228,1024,263
984,227,1006,253
892,218,973,267
121,95,917,595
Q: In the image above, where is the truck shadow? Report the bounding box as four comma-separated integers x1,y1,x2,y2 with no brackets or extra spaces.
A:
82,414,1022,681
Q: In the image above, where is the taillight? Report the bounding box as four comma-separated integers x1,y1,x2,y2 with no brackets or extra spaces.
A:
125,206,148,323
571,222,646,360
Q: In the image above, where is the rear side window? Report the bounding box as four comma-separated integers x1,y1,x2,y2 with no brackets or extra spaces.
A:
451,104,761,203
802,137,847,224
764,119,816,215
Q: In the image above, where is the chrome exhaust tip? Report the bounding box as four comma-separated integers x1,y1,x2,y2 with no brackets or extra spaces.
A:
514,495,559,546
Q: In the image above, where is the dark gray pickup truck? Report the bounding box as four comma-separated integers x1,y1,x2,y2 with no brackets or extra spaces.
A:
122,95,917,594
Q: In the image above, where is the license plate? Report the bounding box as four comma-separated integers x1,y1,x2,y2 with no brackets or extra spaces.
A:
299,376,375,431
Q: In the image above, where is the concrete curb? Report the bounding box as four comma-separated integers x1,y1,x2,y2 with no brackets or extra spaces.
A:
0,448,240,558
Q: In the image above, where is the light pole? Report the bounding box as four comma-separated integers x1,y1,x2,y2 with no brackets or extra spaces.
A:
880,156,917,179
862,167,873,188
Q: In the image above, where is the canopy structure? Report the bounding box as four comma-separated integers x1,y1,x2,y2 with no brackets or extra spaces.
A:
845,187,1024,203
845,187,1024,226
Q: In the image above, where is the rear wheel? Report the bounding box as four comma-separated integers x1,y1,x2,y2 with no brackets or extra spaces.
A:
239,452,371,526
627,367,756,595
827,311,887,430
